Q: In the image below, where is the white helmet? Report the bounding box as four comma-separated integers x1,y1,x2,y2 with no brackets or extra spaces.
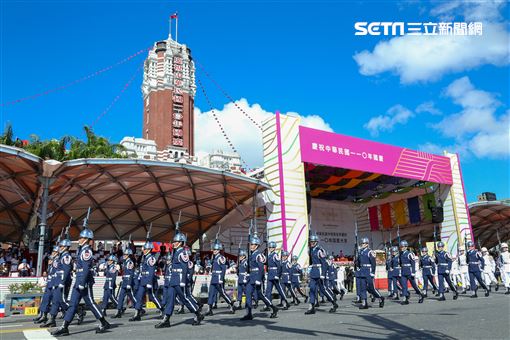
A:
481,247,488,252
501,242,508,249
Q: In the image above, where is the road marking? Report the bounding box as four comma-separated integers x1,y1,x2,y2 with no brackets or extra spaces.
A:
24,329,57,339
0,323,23,328
0,327,41,334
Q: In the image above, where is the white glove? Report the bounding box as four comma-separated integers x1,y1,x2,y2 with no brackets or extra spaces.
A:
320,276,325,280
147,284,152,289
58,284,64,288
255,280,261,285
274,276,279,280
411,274,415,278
243,280,247,284
180,282,185,287
126,285,131,290
445,270,450,274
370,273,375,278
219,280,223,284
78,285,85,290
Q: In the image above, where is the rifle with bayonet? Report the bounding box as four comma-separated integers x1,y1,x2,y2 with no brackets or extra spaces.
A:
353,219,360,271
433,225,438,264
83,207,91,229
397,225,402,267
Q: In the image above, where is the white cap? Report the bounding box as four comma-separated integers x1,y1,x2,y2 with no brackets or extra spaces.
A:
501,242,508,249
481,247,488,252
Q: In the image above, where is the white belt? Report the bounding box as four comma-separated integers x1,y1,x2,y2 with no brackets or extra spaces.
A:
403,264,411,267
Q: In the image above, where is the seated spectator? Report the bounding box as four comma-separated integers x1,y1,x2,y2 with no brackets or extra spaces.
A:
19,258,31,277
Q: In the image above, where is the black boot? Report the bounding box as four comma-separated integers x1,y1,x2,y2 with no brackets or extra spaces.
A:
240,312,253,321
370,295,376,303
379,296,385,308
484,289,490,297
401,296,410,305
40,315,56,328
205,305,214,316
96,317,111,334
111,310,122,318
471,292,478,298
155,315,171,328
33,311,44,323
304,305,315,315
77,307,86,325
51,320,70,336
304,296,308,303
177,305,185,314
102,309,107,317
276,302,284,308
438,293,446,301
495,283,499,291
359,299,369,310
212,303,218,309
129,310,141,321
140,308,146,316
192,312,204,326
260,306,271,312
329,302,338,313
392,293,400,301
229,303,236,314
34,312,48,324
418,293,425,303
340,290,345,300
453,290,459,300
505,288,510,295
156,309,164,320
283,301,290,310
270,305,278,318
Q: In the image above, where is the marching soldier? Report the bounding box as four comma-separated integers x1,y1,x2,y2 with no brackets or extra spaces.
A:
100,255,119,316
389,246,402,300
280,251,299,305
498,243,510,294
357,237,384,309
34,247,59,324
178,248,200,314
129,241,164,321
305,234,338,315
154,232,203,328
457,247,470,293
399,240,425,305
112,248,137,318
265,242,290,310
206,240,235,315
161,252,173,312
326,255,345,300
481,247,498,290
466,241,490,298
435,242,458,301
240,234,278,320
236,249,249,310
420,247,438,297
41,237,72,328
290,255,308,303
51,227,111,335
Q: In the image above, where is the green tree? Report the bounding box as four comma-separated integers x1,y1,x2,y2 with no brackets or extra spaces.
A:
0,123,24,148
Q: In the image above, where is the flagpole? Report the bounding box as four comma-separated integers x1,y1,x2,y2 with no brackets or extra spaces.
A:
169,16,172,39
176,15,179,42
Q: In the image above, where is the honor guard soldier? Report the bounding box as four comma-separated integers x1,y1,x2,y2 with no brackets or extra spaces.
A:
481,247,498,290
290,255,308,303
457,247,470,293
420,247,438,297
399,240,425,305
130,240,164,321
52,227,111,336
498,243,510,294
240,234,278,321
100,255,119,316
206,240,235,315
389,246,402,300
466,241,490,297
41,237,72,328
112,248,137,318
236,249,249,310
34,247,59,324
179,248,200,314
265,241,290,310
155,232,203,328
280,251,299,305
327,255,345,300
357,237,384,309
386,250,395,298
435,242,458,301
161,252,173,311
305,233,338,315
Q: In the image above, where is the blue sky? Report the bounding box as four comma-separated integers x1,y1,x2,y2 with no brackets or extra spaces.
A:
1,0,508,202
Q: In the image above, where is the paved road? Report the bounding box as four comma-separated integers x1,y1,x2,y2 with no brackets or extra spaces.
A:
1,292,509,339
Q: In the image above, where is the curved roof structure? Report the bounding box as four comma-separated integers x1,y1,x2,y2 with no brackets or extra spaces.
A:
0,145,268,243
469,200,510,249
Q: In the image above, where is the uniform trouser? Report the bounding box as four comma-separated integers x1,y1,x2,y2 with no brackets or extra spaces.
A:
50,286,70,316
237,282,247,302
482,271,498,286
469,271,488,292
39,287,54,313
185,284,199,306
164,285,198,316
291,281,307,297
100,288,119,310
245,282,272,314
400,275,422,297
64,285,103,322
355,276,361,297
266,279,288,303
162,286,170,307
459,271,470,289
423,274,438,292
438,273,456,293
208,283,232,305
134,284,162,311
282,282,298,300
358,276,382,299
117,285,137,311
387,277,394,294
309,278,334,305
391,276,402,293
502,270,510,288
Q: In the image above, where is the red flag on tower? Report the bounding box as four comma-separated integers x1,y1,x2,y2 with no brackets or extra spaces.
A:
170,13,178,19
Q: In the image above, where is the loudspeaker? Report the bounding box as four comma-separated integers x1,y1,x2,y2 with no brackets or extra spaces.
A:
431,207,444,223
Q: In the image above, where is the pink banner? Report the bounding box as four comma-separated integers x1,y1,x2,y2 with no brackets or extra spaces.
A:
299,126,453,185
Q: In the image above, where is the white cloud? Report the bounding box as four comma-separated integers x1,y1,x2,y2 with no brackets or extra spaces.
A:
194,98,333,168
429,77,509,159
364,104,414,137
416,101,442,115
353,2,510,83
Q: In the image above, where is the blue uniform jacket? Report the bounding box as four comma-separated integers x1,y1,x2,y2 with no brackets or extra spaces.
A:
238,258,248,284
267,251,281,280
290,262,302,283
386,258,393,278
186,258,194,286
420,255,436,276
170,248,188,287
435,251,452,274
309,245,327,279
467,249,485,272
139,253,157,287
248,249,266,284
47,260,58,289
121,258,135,288
358,248,376,278
163,262,172,287
104,263,118,290
399,250,416,276
75,245,95,288
390,256,401,277
211,253,227,284
281,260,291,284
